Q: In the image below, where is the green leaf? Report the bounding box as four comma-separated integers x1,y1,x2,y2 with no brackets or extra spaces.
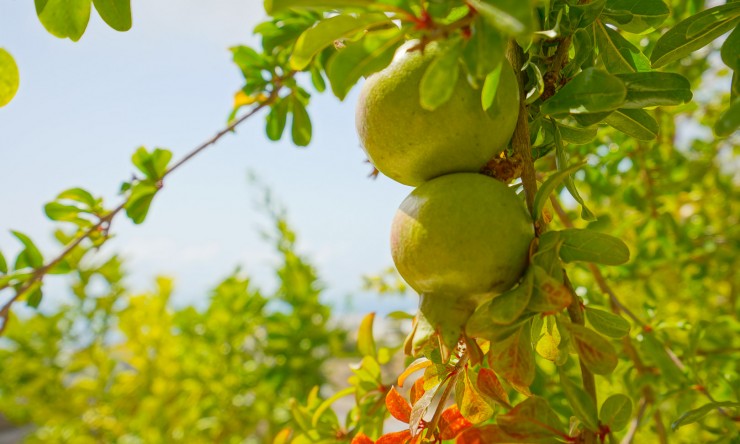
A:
132,147,172,180
125,181,158,224
721,24,740,70
573,111,612,126
552,124,595,221
533,162,586,222
594,21,650,74
44,202,82,222
651,3,740,68
671,401,740,431
489,322,535,393
326,27,404,100
481,61,503,111
567,323,618,375
311,387,355,427
559,369,599,432
600,394,632,432
604,108,658,140
289,13,391,70
585,307,630,338
57,188,96,207
557,123,597,145
357,312,376,357
616,72,692,108
568,0,606,30
92,0,132,31
462,17,506,83
266,98,289,141
484,267,534,325
291,97,312,146
714,97,740,137
35,0,92,41
12,231,44,270
528,266,573,313
498,397,566,439
602,0,669,34
0,48,20,107
571,27,595,70
541,68,626,115
26,286,43,308
558,228,630,265
420,40,462,111
466,0,534,36
265,0,373,14
0,250,7,274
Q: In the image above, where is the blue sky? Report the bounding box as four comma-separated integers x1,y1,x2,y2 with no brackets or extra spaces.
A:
0,1,416,314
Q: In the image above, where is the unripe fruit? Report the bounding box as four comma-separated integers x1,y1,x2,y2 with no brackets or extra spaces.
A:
356,44,520,186
391,173,533,358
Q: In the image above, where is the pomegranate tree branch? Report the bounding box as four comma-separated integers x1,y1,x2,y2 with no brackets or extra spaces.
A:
0,91,279,334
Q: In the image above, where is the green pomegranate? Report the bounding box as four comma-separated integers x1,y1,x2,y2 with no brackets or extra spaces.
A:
355,43,520,187
391,173,533,358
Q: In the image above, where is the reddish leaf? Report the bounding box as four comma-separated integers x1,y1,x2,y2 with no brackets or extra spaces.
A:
410,376,426,405
529,266,573,313
398,357,432,387
386,386,412,423
439,405,474,440
489,322,535,395
351,433,375,444
567,323,618,375
477,368,510,408
455,425,521,443
376,430,412,444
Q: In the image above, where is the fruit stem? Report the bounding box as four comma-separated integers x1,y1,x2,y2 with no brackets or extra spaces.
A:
505,40,539,233
425,352,469,440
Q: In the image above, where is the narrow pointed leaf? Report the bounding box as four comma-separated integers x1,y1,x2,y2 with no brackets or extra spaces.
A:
605,108,658,140
533,162,586,222
358,312,377,357
651,3,740,68
602,0,669,34
594,21,650,74
477,368,510,408
616,72,692,108
671,401,740,431
455,369,494,424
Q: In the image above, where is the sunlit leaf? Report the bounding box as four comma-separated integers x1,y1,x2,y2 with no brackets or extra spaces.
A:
651,3,740,68
455,368,494,424
0,48,20,107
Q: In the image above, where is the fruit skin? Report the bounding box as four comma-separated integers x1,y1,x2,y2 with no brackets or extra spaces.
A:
391,173,533,296
355,43,520,187
391,173,534,359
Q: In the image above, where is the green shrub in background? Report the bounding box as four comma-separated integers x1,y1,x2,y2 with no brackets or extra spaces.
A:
0,215,346,443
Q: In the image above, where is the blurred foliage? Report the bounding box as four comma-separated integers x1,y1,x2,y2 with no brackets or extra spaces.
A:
0,215,347,443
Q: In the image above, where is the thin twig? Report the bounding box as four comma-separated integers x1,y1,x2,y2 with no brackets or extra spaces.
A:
621,396,647,444
425,352,469,439
506,40,538,223
0,91,279,334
